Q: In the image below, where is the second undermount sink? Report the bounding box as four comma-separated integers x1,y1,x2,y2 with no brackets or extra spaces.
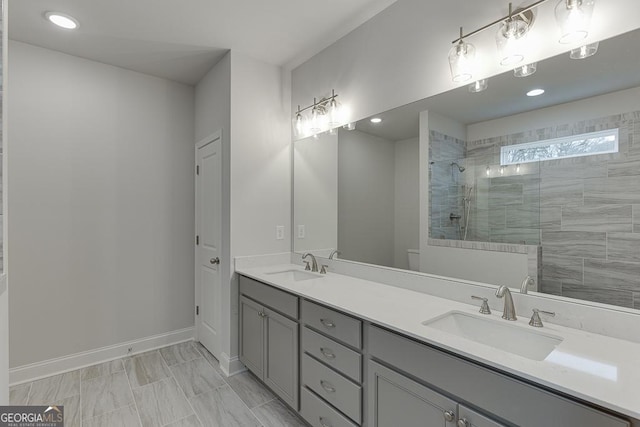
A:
422,311,563,361
265,269,322,282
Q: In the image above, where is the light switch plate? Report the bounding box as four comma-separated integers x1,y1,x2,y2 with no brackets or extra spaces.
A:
297,225,305,238
276,226,285,240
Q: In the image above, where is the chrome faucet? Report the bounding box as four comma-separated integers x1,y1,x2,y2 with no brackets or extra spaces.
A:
495,286,517,321
302,253,318,272
520,275,535,294
329,250,341,260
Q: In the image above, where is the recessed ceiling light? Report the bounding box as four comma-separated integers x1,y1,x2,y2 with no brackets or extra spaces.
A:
526,88,545,97
370,117,382,124
45,12,79,30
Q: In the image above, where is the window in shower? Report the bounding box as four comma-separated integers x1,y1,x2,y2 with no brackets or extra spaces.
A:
500,129,619,165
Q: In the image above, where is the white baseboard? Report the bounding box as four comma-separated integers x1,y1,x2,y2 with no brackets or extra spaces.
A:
9,327,195,386
219,352,246,377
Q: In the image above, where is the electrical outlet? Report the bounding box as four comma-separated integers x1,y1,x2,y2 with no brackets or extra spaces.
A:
276,226,285,240
297,225,305,239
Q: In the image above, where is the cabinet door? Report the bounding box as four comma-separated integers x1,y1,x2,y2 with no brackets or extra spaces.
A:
239,295,265,378
264,307,299,409
458,405,506,427
368,360,457,427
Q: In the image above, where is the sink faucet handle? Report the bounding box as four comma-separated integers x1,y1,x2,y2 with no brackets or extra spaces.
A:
303,261,311,271
320,265,329,274
471,296,491,315
529,308,555,328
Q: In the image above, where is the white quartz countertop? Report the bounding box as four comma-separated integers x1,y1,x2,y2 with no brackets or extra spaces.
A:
237,263,640,420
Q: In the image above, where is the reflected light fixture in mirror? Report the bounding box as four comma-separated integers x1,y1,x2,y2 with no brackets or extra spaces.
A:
293,106,306,137
570,41,599,59
514,62,537,77
370,117,382,123
555,0,595,44
45,12,79,29
496,3,530,66
469,79,488,93
448,27,476,82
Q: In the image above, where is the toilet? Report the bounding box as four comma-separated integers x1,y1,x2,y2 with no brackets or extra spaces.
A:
407,249,420,271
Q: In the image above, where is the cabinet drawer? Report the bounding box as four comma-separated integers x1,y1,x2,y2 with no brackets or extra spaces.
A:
302,327,362,383
302,353,362,424
239,275,298,319
301,387,358,427
302,300,361,348
368,325,630,427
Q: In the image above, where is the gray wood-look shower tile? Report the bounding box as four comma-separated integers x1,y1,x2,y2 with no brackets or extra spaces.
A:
83,404,141,427
124,351,171,388
634,205,640,233
608,158,640,177
542,231,606,259
490,228,540,245
541,206,562,231
584,259,640,292
562,283,634,308
584,176,640,205
561,205,633,232
539,279,563,296
607,233,640,263
189,385,261,427
634,293,640,310
489,183,523,206
165,414,203,427
540,178,583,206
506,204,540,229
133,377,193,427
226,371,275,409
81,371,134,419
28,370,80,404
542,255,583,285
9,383,31,405
81,359,125,381
170,358,226,398
252,399,307,427
160,341,203,366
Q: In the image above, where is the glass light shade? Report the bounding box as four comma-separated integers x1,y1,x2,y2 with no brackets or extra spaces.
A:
309,106,324,133
328,98,341,127
570,41,599,59
293,112,306,137
496,18,529,66
514,62,537,77
469,79,488,93
555,0,595,44
448,41,476,83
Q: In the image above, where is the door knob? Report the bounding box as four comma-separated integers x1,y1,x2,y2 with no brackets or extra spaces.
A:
210,257,220,265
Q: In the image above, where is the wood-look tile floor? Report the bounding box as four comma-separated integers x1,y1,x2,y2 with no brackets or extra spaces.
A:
9,342,308,427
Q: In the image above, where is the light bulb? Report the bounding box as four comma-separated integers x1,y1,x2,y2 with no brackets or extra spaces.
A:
469,79,488,93
328,97,341,127
500,166,505,175
516,164,521,173
449,28,476,83
293,107,306,137
570,42,599,59
555,0,595,44
486,166,491,176
496,17,529,66
514,62,537,77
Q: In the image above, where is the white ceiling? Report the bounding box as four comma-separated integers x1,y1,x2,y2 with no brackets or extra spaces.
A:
8,0,397,85
354,28,640,142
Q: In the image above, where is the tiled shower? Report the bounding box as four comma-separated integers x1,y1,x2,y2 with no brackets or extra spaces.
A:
429,109,640,309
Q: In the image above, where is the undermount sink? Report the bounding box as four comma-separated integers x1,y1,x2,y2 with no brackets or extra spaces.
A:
422,311,563,361
265,269,322,282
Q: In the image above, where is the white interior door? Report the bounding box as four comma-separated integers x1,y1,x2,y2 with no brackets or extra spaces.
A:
196,132,222,359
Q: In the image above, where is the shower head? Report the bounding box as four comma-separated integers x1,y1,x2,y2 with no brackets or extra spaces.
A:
451,162,466,172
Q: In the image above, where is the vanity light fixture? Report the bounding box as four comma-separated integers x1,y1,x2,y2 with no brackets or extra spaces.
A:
526,88,545,96
448,27,476,83
555,0,595,44
45,12,79,29
292,90,344,138
469,79,489,93
514,62,537,77
570,41,599,59
486,166,491,176
343,123,356,131
496,3,532,66
370,117,382,124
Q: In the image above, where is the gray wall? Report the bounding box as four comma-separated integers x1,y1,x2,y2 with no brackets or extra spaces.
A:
8,41,196,367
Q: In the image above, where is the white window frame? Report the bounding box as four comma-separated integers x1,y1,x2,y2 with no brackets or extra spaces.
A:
500,128,619,166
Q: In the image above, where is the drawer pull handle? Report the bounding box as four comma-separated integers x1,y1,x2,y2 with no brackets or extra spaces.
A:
257,311,267,318
320,380,336,393
320,347,336,359
319,416,333,427
320,318,335,328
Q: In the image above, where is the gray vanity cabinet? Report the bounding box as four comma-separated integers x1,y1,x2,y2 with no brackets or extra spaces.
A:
239,277,299,409
368,360,505,427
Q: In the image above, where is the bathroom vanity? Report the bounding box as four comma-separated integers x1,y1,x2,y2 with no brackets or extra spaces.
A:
237,263,639,427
